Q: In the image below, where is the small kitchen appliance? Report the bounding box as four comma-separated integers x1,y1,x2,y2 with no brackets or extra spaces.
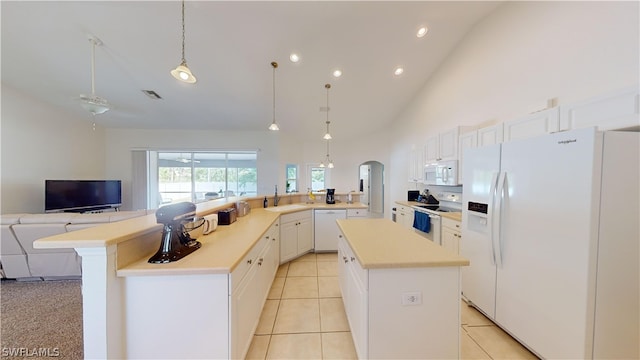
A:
236,201,250,217
217,207,237,225
425,160,459,186
148,202,202,264
326,188,335,204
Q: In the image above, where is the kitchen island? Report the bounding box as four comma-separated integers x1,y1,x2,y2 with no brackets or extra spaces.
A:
337,218,469,359
34,200,467,359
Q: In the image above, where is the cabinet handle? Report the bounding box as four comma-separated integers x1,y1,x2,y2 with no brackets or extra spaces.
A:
266,236,270,239
343,256,348,263
350,257,355,262
258,258,264,266
338,235,343,238
247,259,253,265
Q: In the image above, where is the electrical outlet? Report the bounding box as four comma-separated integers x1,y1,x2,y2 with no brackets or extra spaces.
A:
401,292,422,306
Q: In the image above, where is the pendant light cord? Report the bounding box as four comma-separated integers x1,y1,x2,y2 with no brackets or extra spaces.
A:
326,83,331,129
181,0,186,62
90,39,96,95
273,62,276,123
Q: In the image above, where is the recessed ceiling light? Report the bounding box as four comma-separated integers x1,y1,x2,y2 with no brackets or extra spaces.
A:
290,53,300,63
394,67,404,76
333,69,342,78
417,27,428,38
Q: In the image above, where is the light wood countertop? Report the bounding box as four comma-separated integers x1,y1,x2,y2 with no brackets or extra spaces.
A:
337,218,469,269
117,209,280,276
34,201,369,276
441,212,462,222
395,200,462,221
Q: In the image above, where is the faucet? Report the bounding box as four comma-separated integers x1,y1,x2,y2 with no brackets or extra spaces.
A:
274,185,280,206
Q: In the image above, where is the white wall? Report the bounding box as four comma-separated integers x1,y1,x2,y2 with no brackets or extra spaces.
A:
103,127,391,211
0,85,107,213
389,1,639,207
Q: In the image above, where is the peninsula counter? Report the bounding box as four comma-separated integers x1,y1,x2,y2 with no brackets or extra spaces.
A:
34,202,467,359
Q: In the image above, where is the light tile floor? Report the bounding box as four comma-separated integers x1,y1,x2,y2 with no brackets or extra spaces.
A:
246,252,539,360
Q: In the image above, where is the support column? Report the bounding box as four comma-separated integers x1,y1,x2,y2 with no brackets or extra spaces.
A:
76,245,124,359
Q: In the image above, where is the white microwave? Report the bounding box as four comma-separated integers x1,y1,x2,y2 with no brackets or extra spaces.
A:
425,160,459,186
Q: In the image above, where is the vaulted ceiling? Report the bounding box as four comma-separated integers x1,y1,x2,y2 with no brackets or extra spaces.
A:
1,1,501,140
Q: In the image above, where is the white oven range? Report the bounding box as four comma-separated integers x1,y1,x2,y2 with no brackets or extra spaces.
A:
411,192,462,245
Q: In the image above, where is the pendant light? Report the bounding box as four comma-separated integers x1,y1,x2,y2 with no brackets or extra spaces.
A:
268,61,280,131
323,84,332,139
319,142,334,168
320,83,334,168
170,0,197,84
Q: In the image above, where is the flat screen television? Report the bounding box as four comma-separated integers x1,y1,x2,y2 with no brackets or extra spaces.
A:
45,180,122,213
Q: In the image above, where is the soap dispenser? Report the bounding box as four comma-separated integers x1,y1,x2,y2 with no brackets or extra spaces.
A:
263,197,268,208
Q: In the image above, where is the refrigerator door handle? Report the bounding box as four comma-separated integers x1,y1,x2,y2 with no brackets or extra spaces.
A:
489,172,500,266
493,171,507,268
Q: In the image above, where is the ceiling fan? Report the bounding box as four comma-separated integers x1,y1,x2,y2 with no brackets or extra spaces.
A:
79,35,110,115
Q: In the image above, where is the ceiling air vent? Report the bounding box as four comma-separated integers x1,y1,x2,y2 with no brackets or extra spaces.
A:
142,90,162,99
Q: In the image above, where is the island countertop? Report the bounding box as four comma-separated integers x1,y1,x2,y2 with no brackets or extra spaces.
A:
336,218,469,269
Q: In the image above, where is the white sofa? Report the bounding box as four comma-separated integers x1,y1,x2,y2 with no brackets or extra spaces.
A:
1,210,152,280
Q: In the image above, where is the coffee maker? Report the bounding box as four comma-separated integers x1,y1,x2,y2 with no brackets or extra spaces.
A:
326,188,335,204
148,202,203,264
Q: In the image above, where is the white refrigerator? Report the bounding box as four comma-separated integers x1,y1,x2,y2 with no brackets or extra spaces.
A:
461,127,639,359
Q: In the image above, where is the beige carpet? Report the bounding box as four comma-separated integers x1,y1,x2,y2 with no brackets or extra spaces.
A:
0,279,83,359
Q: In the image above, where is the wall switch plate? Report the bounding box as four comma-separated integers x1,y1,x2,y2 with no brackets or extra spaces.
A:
401,292,422,306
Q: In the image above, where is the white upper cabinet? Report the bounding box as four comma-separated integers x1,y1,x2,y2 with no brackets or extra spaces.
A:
424,135,439,163
457,131,477,184
425,127,460,162
559,87,640,131
503,107,560,142
408,144,425,183
477,123,504,146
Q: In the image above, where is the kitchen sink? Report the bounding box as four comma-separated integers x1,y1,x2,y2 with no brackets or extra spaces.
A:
265,204,308,212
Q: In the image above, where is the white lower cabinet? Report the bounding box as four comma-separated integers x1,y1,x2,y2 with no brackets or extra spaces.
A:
280,210,313,263
441,217,461,255
396,205,414,230
338,236,368,358
338,235,461,359
346,208,369,218
230,222,279,360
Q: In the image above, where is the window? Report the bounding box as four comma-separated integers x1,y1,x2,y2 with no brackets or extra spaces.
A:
286,164,298,193
156,151,257,205
310,167,326,191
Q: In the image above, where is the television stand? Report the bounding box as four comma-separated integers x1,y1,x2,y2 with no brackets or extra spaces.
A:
81,207,119,214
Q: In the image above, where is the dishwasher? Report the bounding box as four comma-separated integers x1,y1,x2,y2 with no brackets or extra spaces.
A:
314,209,347,252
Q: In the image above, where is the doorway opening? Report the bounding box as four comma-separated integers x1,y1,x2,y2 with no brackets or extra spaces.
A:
359,161,384,218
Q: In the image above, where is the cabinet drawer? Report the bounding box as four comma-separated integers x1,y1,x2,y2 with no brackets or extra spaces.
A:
442,217,461,231
230,236,268,294
347,209,368,218
338,235,368,290
280,209,312,224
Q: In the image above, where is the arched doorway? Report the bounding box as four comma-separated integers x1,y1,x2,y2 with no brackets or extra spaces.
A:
359,161,384,218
